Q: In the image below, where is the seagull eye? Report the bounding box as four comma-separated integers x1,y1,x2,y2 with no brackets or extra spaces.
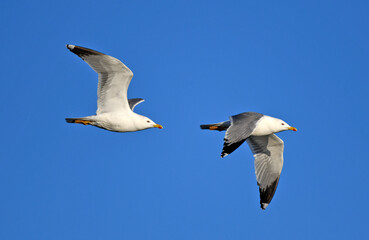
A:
147,120,150,123
281,123,285,125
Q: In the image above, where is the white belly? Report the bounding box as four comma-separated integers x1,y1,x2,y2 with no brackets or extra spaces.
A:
93,113,143,132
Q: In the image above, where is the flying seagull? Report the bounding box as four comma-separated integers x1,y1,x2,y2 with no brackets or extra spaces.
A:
65,44,163,132
200,112,297,209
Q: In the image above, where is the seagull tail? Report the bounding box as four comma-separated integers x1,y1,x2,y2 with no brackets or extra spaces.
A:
200,121,230,131
65,118,76,123
65,118,92,125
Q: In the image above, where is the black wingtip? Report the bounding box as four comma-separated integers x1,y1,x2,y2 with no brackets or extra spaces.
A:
66,44,104,57
221,139,246,158
260,203,268,210
66,44,75,50
259,176,280,210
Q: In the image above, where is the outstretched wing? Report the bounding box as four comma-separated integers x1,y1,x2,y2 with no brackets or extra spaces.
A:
221,112,264,157
67,44,133,114
128,98,144,111
246,134,284,210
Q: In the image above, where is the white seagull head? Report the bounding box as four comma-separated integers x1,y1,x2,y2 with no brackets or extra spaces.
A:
137,115,163,130
263,116,297,134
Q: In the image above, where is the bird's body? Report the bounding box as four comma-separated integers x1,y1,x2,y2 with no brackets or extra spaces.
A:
65,45,162,132
67,112,154,132
201,112,297,210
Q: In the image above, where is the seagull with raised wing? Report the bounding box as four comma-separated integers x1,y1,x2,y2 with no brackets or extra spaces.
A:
65,44,163,132
200,112,297,209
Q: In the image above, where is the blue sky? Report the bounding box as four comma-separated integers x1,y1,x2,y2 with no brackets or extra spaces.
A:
1,0,368,239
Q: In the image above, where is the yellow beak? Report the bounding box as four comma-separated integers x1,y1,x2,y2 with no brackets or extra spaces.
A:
288,127,297,131
153,124,163,129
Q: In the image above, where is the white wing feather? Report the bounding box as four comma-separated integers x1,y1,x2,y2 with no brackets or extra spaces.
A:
67,45,133,114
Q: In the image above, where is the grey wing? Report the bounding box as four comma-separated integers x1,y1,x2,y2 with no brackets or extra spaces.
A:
246,134,284,210
128,98,144,111
221,112,263,158
67,44,133,114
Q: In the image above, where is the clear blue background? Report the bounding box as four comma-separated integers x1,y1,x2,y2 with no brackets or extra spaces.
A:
1,0,368,239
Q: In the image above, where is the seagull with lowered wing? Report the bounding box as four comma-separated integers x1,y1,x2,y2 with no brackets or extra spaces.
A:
201,112,297,209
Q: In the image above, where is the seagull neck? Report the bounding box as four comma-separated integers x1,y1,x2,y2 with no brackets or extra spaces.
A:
251,116,281,136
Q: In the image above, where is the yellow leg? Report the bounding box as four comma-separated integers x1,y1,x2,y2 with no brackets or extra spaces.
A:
209,126,218,130
74,119,91,125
